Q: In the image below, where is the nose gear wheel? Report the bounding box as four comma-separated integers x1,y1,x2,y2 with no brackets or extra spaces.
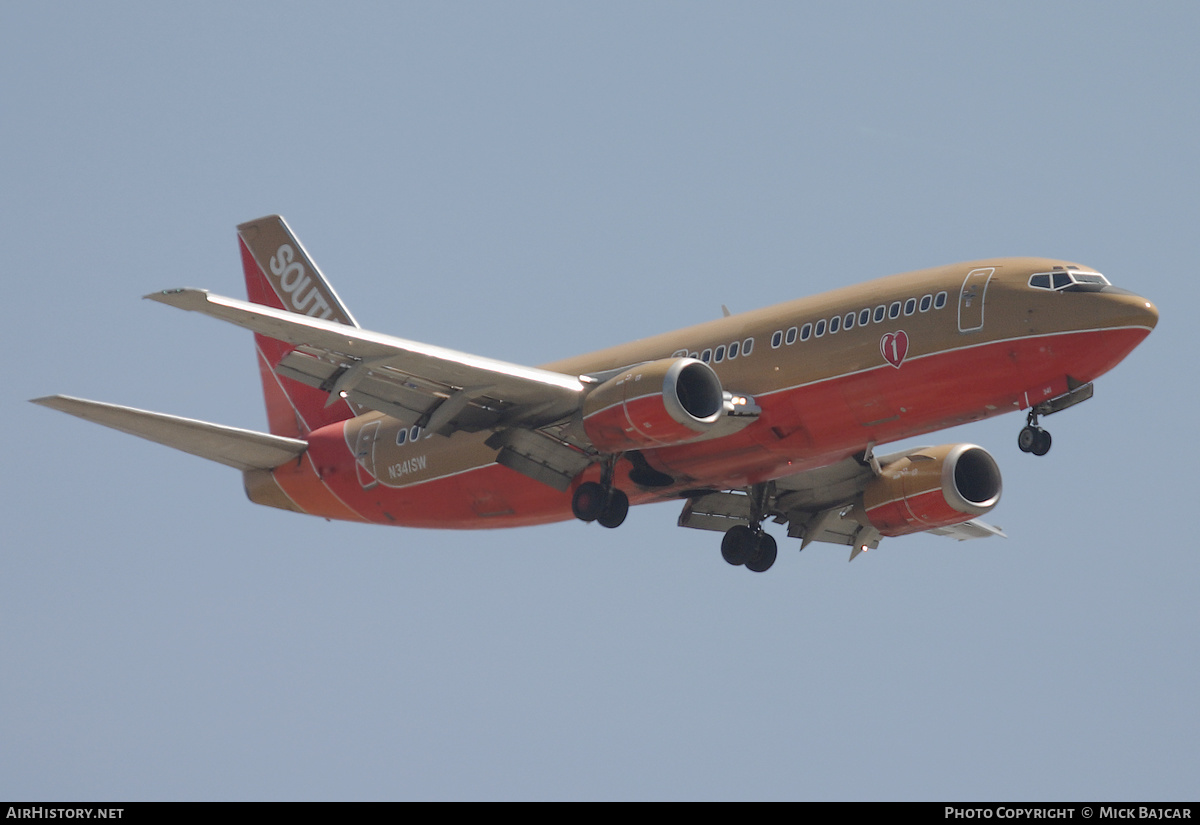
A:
1018,410,1052,456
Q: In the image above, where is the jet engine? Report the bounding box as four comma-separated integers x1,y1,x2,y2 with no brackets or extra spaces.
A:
861,444,1002,537
582,358,724,452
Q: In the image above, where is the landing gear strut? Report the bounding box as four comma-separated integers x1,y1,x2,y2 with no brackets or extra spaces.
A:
571,458,629,528
1018,410,1052,456
720,483,778,572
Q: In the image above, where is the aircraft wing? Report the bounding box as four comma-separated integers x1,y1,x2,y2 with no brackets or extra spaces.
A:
146,289,588,435
678,448,1005,560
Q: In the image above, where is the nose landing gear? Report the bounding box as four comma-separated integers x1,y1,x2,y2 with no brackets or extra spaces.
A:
1018,410,1052,456
1017,380,1096,457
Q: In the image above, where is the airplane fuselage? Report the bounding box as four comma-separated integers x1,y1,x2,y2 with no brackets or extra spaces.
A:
245,257,1157,528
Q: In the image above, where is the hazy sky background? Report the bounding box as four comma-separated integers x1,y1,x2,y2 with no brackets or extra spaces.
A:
3,2,1196,800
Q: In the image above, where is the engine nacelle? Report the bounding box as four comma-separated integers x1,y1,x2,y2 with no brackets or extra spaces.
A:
582,358,724,452
861,444,1002,537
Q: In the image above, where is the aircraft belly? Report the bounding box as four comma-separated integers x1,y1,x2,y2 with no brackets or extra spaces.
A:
285,420,568,528
639,326,1153,494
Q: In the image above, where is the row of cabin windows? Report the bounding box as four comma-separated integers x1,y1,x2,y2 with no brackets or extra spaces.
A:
769,291,948,348
672,337,756,365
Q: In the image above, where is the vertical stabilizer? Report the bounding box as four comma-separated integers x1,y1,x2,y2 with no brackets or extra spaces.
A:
237,215,360,437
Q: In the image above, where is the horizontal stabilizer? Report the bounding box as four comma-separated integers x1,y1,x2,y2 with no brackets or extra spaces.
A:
31,395,307,471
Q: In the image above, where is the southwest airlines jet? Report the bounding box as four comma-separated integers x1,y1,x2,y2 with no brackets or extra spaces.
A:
33,216,1157,572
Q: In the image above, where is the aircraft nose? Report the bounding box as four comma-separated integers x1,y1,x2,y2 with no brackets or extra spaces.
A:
1100,287,1158,331
1126,293,1159,331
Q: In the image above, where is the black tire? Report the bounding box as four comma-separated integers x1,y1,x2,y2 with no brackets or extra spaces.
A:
571,481,606,522
597,489,629,528
1031,428,1052,456
1018,426,1037,453
721,525,755,566
745,532,778,573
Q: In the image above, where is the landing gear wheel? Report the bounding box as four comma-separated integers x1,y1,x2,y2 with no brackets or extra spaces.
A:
745,532,778,573
571,481,606,522
1018,426,1037,453
1019,407,1053,457
721,525,756,566
597,489,629,528
1019,426,1052,456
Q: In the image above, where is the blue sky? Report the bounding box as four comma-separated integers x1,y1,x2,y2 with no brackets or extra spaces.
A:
2,2,1196,800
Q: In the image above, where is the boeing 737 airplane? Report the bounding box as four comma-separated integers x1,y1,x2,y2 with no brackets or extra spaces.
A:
33,216,1158,571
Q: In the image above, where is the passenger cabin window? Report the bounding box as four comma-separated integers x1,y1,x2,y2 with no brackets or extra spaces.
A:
904,298,916,316
874,305,886,323
770,331,782,349
934,291,948,309
728,341,739,359
920,294,933,312
888,301,901,319
742,338,754,356
798,324,810,342
714,345,726,363
829,315,840,334
859,308,870,326
844,312,855,331
815,319,826,337
786,326,798,345
701,348,712,362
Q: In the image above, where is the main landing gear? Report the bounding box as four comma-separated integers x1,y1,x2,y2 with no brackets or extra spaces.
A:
571,459,629,528
572,481,629,528
1018,410,1052,456
719,482,778,573
721,524,778,573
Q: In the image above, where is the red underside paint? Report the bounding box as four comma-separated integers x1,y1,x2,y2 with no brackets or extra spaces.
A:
273,326,1150,529
584,393,704,451
866,489,966,537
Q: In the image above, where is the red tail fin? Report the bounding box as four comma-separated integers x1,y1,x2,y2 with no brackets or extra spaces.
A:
236,215,360,437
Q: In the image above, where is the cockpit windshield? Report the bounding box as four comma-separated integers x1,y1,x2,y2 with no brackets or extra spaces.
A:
1028,269,1112,292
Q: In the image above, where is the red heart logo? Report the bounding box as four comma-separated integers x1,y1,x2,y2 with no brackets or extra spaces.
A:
880,330,909,368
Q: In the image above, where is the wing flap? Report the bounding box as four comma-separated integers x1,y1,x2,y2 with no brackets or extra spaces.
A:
928,519,1007,540
31,395,307,471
